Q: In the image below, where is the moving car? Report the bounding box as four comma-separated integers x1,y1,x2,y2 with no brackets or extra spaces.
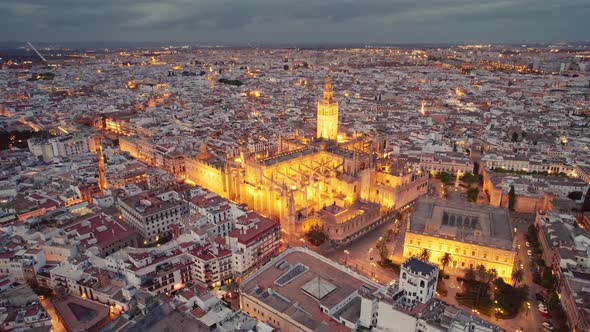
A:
526,241,530,247
527,249,532,256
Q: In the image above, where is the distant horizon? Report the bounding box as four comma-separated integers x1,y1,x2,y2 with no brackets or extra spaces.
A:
2,0,588,49
1,40,590,50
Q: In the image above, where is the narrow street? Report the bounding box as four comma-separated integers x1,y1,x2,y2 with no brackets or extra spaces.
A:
40,298,66,332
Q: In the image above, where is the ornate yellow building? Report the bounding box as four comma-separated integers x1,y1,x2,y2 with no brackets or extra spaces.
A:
316,77,339,140
184,78,428,242
403,197,516,279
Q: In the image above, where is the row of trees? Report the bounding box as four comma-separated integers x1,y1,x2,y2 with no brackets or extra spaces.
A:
417,249,453,270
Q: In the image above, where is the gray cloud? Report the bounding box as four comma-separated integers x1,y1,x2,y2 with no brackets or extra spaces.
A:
0,0,587,44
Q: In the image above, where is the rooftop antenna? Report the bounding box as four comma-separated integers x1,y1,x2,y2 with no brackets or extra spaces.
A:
26,42,48,63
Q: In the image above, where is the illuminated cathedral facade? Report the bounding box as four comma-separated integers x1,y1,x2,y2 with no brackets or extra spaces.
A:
185,78,428,242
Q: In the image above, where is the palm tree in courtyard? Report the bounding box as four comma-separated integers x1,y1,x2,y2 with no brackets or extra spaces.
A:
476,264,487,282
511,269,524,287
487,268,498,284
440,253,452,271
418,248,431,261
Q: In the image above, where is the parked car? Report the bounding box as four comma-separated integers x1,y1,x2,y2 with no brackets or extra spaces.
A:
526,241,530,247
542,321,554,330
527,249,533,256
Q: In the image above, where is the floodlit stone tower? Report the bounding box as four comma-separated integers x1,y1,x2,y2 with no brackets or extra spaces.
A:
316,77,339,140
95,136,107,191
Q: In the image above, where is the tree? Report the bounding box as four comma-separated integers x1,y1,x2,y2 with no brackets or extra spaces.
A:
436,172,454,185
440,253,452,271
461,172,476,184
511,269,524,287
583,187,590,213
542,266,556,290
386,229,395,241
378,239,389,262
418,248,431,261
465,267,477,281
487,269,498,283
508,185,516,211
476,264,487,282
493,278,529,318
467,187,480,202
226,279,239,294
305,224,328,246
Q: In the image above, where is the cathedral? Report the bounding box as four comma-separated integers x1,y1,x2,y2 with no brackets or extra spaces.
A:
185,78,428,242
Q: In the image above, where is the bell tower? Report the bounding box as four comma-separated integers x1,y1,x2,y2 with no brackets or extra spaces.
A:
316,77,339,140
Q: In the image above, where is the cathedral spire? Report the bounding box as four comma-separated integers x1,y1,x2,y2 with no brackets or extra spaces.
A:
317,76,339,140
323,77,333,102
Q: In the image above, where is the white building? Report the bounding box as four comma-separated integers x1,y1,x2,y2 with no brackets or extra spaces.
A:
119,191,185,244
399,257,439,305
27,133,91,162
227,212,281,276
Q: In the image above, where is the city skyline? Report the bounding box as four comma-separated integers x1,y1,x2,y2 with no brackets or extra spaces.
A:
1,0,589,44
0,15,589,330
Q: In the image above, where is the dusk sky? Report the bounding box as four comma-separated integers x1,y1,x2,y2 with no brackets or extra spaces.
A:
1,0,589,44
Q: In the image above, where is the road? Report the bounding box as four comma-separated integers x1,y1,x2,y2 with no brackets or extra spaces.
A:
318,214,404,284
40,297,66,332
512,216,546,332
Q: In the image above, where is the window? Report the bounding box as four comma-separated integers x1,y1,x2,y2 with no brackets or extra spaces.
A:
472,251,476,256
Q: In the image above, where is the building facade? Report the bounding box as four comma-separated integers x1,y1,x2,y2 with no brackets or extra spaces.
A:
119,192,185,245
403,197,516,279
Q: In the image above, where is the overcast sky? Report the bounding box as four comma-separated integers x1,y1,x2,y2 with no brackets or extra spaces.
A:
1,0,588,44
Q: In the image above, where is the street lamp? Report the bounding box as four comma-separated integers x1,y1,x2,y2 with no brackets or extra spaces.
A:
344,250,350,265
